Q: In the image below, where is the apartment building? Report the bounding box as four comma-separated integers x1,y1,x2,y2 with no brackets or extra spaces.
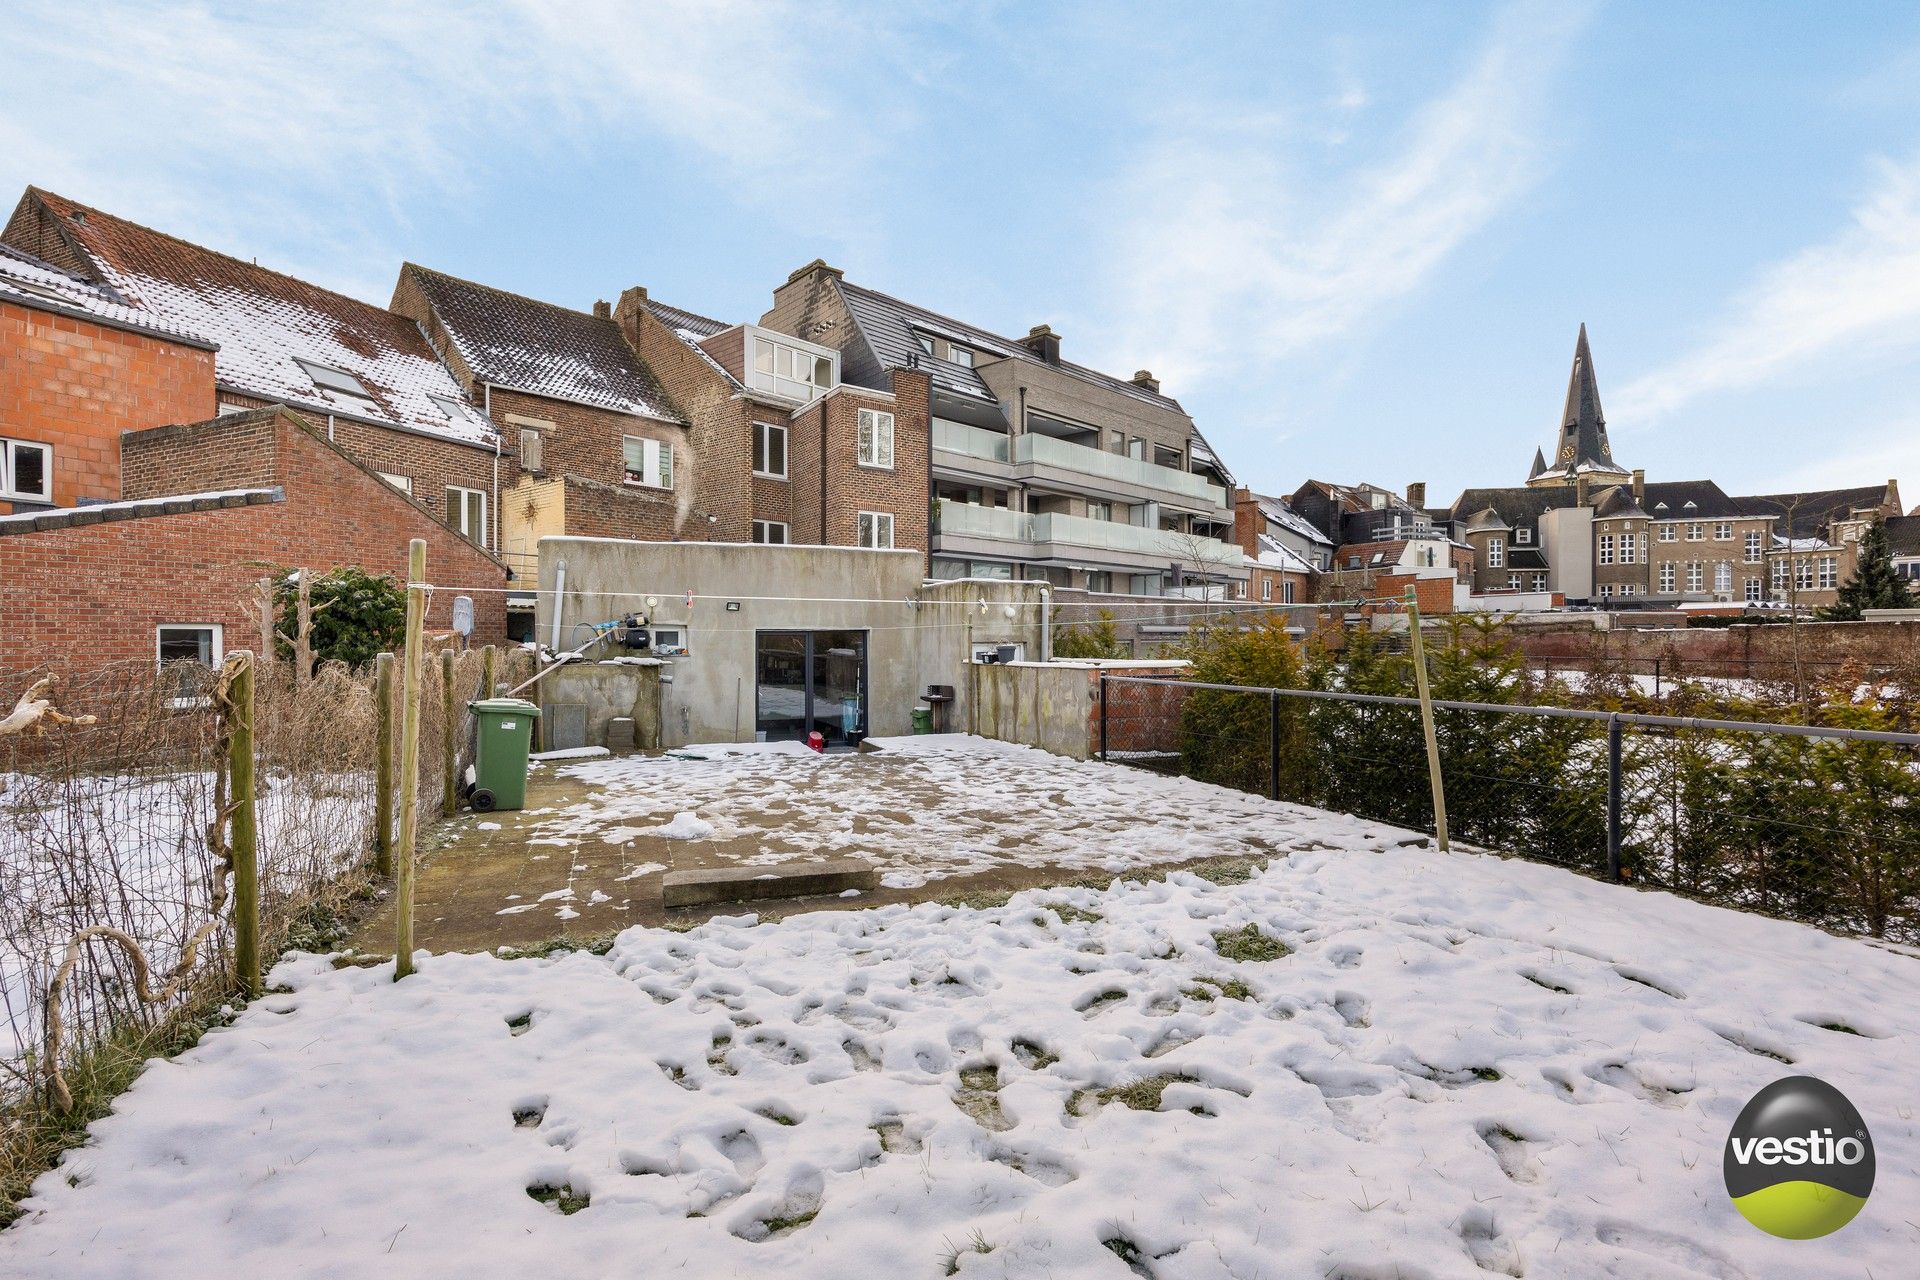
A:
760,260,1242,596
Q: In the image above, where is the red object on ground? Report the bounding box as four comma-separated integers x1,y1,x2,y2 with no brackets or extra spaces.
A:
807,731,825,752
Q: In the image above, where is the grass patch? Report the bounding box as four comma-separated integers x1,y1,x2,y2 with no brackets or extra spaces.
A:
1183,975,1256,1003
940,1228,996,1274
756,1106,799,1126
1190,857,1264,886
1101,1234,1153,1276
1012,1037,1060,1070
526,1183,590,1214
1210,924,1290,963
1051,904,1103,925
493,931,618,961
1097,1072,1198,1112
762,1208,818,1235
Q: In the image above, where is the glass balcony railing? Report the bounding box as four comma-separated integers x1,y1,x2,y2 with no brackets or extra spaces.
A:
1013,433,1226,507
932,419,1010,463
934,500,1240,566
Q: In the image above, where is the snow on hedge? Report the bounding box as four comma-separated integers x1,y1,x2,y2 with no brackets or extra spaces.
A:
7,835,1916,1277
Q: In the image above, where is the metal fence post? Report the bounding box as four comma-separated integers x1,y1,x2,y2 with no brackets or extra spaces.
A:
1268,689,1280,800
1098,673,1109,762
1606,713,1623,883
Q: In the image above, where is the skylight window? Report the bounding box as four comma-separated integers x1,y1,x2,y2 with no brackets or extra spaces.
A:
7,278,69,303
429,394,488,427
295,358,373,401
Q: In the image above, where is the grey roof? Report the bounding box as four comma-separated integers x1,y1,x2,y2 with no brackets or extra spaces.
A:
1508,547,1549,570
1533,325,1628,482
1640,480,1764,520
1731,485,1892,539
833,278,1187,414
1254,492,1333,545
405,264,677,422
1449,485,1582,528
1527,446,1547,480
1885,515,1920,557
646,298,730,339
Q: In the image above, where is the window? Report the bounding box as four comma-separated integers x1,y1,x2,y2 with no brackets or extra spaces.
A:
1714,562,1732,593
1618,534,1637,565
1,438,51,501
1260,577,1273,601
1771,559,1788,590
916,334,934,354
1086,500,1112,522
1745,577,1763,603
650,627,686,654
623,436,673,489
856,511,894,549
947,344,974,368
750,333,836,402
1745,530,1763,563
430,394,491,431
1509,573,1522,590
517,427,543,474
446,486,486,545
1347,556,1362,570
1599,583,1612,599
753,422,788,479
156,624,222,707
1714,521,1732,541
1659,523,1676,542
294,358,373,401
1598,534,1615,565
217,402,249,416
1796,559,1814,591
1659,563,1676,593
1686,561,1704,592
856,410,894,469
1486,538,1504,568
1516,527,1532,544
1819,556,1837,589
377,471,412,494
1086,571,1111,593
752,520,789,545
1686,522,1704,541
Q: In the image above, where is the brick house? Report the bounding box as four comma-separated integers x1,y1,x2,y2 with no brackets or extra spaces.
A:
1735,483,1904,610
3,188,505,547
0,406,509,677
0,241,216,513
760,260,1241,595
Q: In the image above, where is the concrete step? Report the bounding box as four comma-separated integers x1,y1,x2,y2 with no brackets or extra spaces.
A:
662,858,876,909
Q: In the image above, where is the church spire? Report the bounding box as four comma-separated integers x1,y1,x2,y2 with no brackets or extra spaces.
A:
1528,323,1630,487
1528,446,1546,480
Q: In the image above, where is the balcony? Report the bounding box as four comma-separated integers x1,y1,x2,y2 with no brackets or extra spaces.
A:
933,499,1242,570
932,419,1010,464
1013,433,1226,510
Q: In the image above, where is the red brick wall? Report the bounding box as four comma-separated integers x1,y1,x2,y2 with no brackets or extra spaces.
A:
559,474,680,542
1,409,509,675
1,298,216,510
816,371,931,552
621,302,762,541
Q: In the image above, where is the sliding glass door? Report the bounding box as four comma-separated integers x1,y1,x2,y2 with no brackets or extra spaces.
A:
755,630,869,745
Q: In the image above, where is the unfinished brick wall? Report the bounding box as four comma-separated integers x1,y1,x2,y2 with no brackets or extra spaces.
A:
1,297,216,510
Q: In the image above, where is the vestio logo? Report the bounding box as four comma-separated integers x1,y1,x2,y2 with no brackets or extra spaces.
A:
1724,1075,1874,1239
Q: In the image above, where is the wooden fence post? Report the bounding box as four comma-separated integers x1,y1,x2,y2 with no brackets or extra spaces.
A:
374,651,395,877
395,540,427,980
441,649,458,819
227,650,261,998
482,644,497,700
257,576,276,664
294,568,312,688
1404,589,1450,852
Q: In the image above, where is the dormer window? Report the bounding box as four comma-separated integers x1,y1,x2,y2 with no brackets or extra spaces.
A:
1516,528,1532,544
947,344,974,368
295,358,373,402
748,327,838,403
916,333,934,354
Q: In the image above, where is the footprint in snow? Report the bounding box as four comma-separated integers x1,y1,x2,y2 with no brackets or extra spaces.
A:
1458,1206,1524,1277
1595,1222,1747,1280
1476,1120,1543,1184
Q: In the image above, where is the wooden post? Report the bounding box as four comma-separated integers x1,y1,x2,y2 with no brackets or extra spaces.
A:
395,541,427,980
374,652,395,878
481,644,497,700
294,568,313,688
227,650,262,997
441,649,458,819
1404,589,1450,852
257,576,276,664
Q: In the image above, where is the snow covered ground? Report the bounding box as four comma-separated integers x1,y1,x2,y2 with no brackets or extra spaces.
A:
6,743,1916,1278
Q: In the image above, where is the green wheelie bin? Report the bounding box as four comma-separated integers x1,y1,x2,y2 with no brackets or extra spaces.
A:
467,698,540,812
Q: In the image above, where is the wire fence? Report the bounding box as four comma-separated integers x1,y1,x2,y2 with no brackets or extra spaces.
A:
0,643,532,1098
1098,672,1920,944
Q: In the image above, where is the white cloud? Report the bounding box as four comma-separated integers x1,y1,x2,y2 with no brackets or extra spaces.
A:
1765,416,1920,495
1087,0,1589,390
1618,154,1920,422
0,0,883,299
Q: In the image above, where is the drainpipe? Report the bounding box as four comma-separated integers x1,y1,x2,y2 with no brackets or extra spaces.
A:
549,558,568,652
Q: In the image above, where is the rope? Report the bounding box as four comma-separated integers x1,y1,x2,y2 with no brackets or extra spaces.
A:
41,656,245,1113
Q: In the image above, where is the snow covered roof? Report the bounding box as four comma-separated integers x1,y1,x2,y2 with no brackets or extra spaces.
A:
1251,535,1314,574
403,264,678,423
7,189,497,447
0,242,214,348
1254,493,1333,545
643,300,744,391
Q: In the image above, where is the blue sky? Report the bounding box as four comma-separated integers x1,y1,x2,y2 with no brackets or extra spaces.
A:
6,1,1919,505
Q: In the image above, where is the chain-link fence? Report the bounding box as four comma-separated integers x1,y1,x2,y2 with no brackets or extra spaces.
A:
1098,673,1920,944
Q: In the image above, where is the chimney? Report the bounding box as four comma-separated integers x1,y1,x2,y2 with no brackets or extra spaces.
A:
592,299,611,320
785,258,844,286
1575,476,1591,507
1405,482,1426,509
1131,369,1160,393
611,286,651,347
1019,324,1061,364
1632,468,1645,504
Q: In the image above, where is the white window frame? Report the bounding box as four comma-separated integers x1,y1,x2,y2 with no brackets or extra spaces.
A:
1714,521,1732,541
1686,522,1704,541
1515,527,1532,544
623,435,674,490
856,510,894,549
1659,524,1676,542
1659,563,1676,593
752,519,790,545
1714,561,1733,593
447,485,487,545
752,421,789,480
1260,577,1273,601
1744,530,1763,563
1745,576,1763,603
1485,537,1504,568
377,471,412,495
294,357,374,402
156,623,224,708
650,626,687,655
1,437,53,502
1819,556,1838,589
1598,534,1615,565
1686,561,1704,592
947,344,974,368
857,409,895,470
748,327,838,403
